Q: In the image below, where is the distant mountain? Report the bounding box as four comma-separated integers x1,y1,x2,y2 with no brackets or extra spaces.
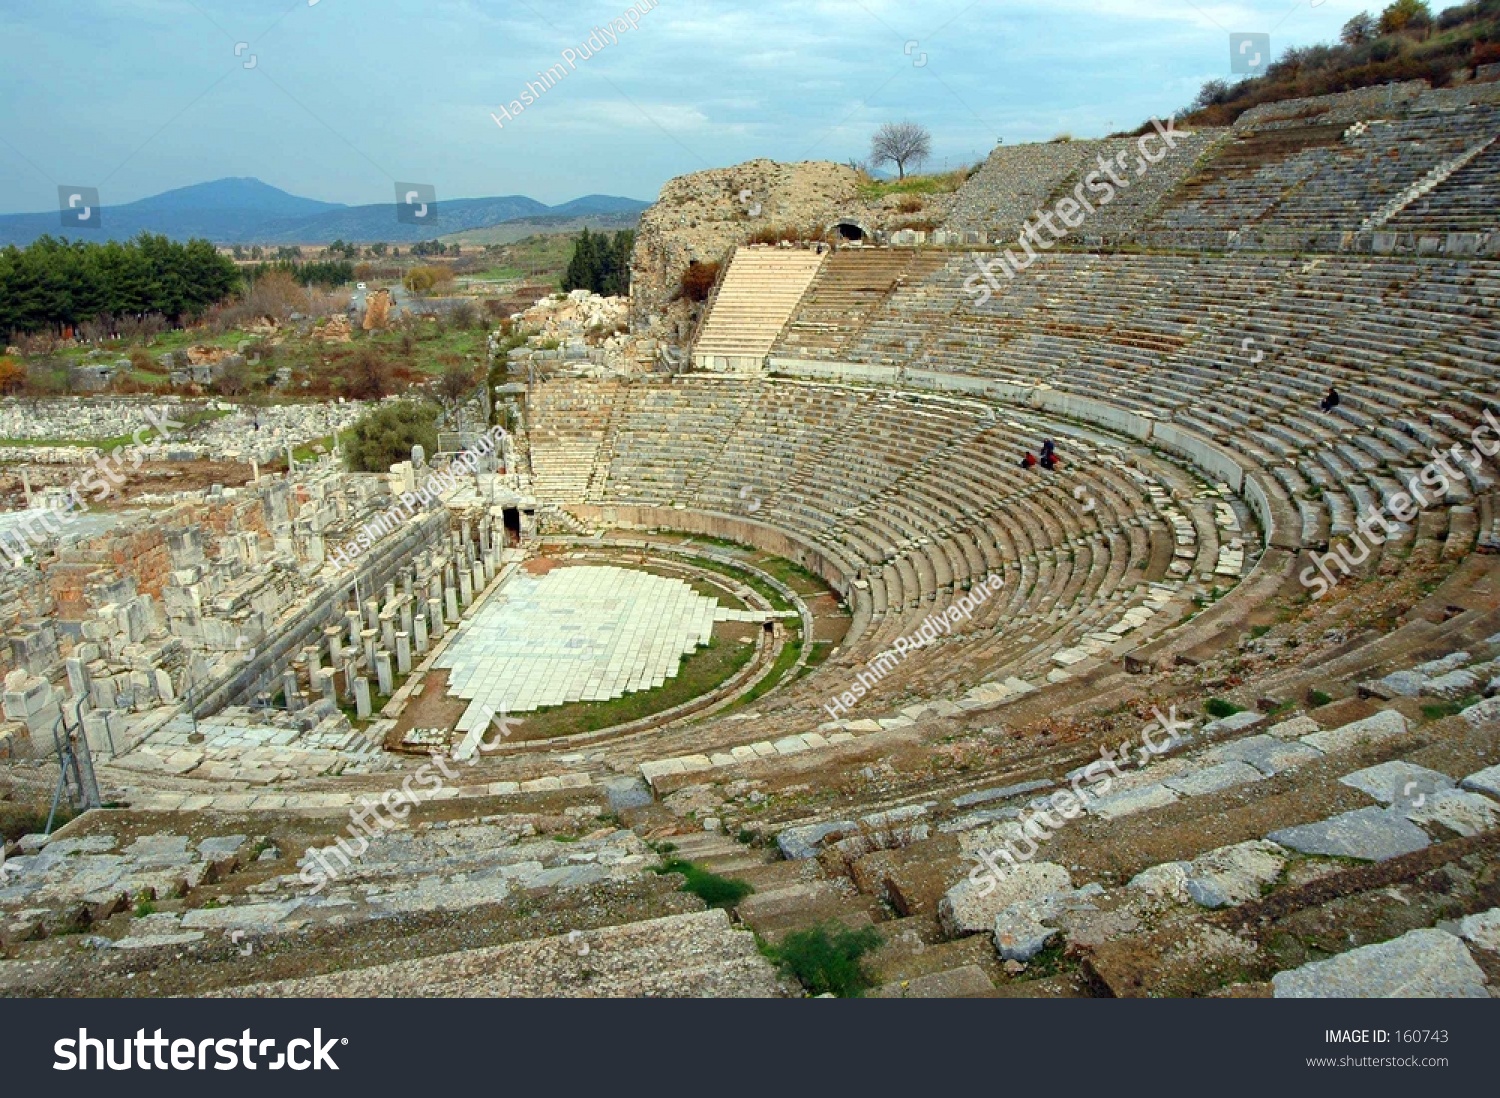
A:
440,210,644,247
0,178,651,247
547,194,652,218
127,177,345,217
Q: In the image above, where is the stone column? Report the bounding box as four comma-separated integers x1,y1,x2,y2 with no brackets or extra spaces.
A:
446,586,461,622
375,650,395,696
282,669,302,711
413,614,429,655
317,668,337,703
354,676,372,719
363,599,380,632
396,632,412,675
362,629,379,667
399,600,414,638
65,657,90,699
458,570,473,608
428,598,446,638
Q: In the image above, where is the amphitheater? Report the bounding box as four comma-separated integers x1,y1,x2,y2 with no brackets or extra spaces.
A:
3,81,1500,999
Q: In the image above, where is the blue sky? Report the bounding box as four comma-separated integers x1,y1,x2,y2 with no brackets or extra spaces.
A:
0,0,1373,212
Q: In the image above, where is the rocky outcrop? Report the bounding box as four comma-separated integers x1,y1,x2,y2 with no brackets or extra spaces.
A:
629,159,863,327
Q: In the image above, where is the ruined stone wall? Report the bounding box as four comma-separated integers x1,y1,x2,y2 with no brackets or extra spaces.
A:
630,159,867,328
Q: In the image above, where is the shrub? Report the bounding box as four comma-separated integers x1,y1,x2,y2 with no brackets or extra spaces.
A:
448,300,480,330
1308,689,1333,708
678,260,721,303
765,923,883,997
1205,698,1245,719
403,266,455,296
746,225,825,246
653,857,753,908
344,346,394,400
1472,42,1500,71
0,357,24,395
896,195,925,214
342,400,440,472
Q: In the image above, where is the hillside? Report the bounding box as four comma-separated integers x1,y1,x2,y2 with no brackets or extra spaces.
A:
0,179,649,248
1178,0,1499,128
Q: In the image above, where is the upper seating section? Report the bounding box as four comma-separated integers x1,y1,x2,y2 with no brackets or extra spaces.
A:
775,248,1498,562
1383,133,1500,234
1142,106,1500,238
778,250,949,361
944,141,1103,238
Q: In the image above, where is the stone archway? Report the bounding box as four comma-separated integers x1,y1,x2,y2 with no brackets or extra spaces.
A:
828,218,873,243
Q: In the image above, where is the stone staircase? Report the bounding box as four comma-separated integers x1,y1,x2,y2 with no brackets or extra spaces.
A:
1360,135,1500,233
691,248,825,373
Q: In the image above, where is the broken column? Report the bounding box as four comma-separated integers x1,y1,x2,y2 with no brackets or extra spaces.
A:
65,656,90,699
354,676,372,719
396,632,412,675
375,650,395,696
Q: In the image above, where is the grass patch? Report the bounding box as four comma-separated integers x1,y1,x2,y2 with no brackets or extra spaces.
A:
685,554,793,612
0,804,70,843
513,631,757,740
727,622,802,710
855,168,971,200
796,641,836,680
653,857,753,908
1308,689,1333,708
1421,695,1480,722
1250,625,1272,639
761,923,882,998
1205,698,1244,720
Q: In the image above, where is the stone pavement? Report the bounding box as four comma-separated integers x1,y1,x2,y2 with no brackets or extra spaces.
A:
437,565,718,729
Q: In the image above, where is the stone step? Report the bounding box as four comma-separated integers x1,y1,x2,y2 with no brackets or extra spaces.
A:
213,910,785,998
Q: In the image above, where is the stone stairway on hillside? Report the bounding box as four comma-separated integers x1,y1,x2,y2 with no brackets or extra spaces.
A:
692,248,825,374
1359,135,1498,233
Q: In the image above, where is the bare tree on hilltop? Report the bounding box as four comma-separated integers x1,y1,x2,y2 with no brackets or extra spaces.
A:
870,121,932,180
